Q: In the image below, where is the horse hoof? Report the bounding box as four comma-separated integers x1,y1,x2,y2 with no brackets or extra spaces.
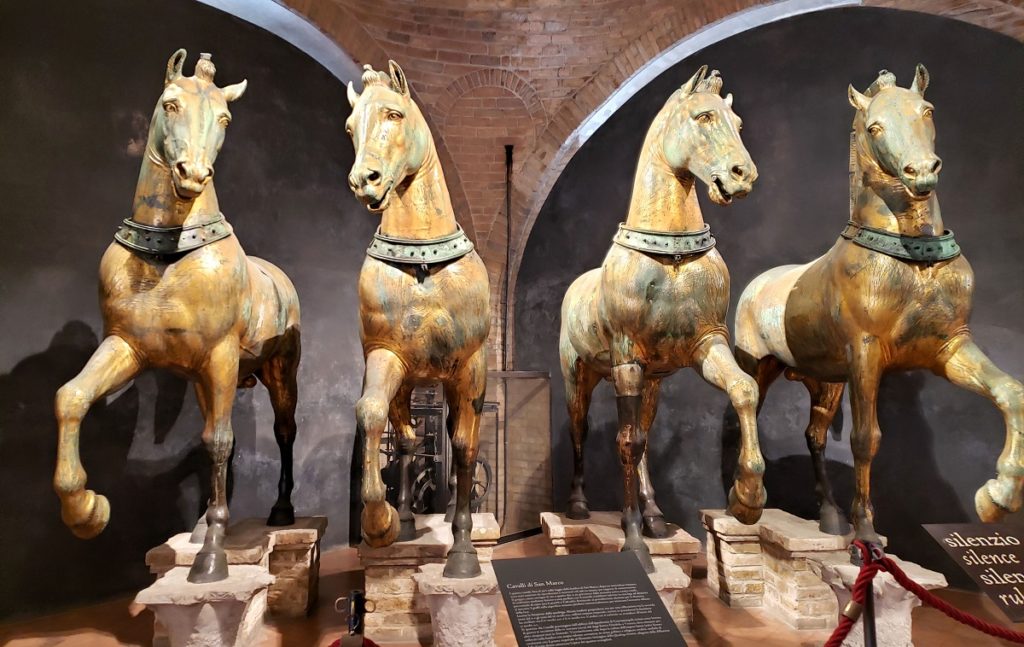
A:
188,549,229,583
266,504,295,527
566,500,591,520
63,491,110,540
362,503,400,547
621,541,655,574
976,481,1009,523
818,505,850,536
443,548,481,579
727,486,764,525
642,514,669,539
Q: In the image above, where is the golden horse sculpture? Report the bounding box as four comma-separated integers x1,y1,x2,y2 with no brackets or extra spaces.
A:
560,66,763,572
345,62,490,578
53,50,302,583
735,65,1024,544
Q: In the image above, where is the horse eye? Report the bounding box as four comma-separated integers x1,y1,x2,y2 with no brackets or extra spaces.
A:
163,101,179,114
695,112,713,124
923,108,934,119
218,116,231,127
868,124,883,136
387,111,403,121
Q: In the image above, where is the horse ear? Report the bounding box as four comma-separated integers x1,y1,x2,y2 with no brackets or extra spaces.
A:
347,81,361,108
848,84,870,112
222,79,247,102
724,92,733,108
166,49,186,86
388,60,410,97
911,63,929,96
681,65,708,95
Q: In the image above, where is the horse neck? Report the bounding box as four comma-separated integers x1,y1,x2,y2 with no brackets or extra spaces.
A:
129,122,221,228
851,131,944,237
380,143,459,240
624,121,705,232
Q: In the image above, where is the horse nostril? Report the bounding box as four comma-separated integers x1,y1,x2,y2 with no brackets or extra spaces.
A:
731,164,746,179
930,158,942,173
175,162,188,178
366,170,381,184
202,166,214,182
903,164,917,177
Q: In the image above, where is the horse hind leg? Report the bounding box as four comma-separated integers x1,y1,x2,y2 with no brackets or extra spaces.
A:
793,375,848,535
564,356,600,520
443,346,487,578
389,384,416,541
54,335,142,539
637,379,669,538
258,327,300,527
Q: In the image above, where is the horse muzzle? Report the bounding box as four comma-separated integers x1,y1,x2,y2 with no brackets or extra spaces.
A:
171,160,213,199
900,156,941,199
710,165,756,205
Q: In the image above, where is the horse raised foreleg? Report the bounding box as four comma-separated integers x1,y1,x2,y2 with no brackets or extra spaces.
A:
939,338,1024,521
190,338,241,583
848,340,883,545
258,328,300,527
612,359,655,573
443,346,487,578
389,384,416,541
563,355,600,520
54,335,142,539
637,378,669,538
695,335,765,525
796,376,848,535
357,349,406,547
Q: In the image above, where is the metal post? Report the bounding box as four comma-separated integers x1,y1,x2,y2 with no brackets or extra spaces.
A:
863,578,877,647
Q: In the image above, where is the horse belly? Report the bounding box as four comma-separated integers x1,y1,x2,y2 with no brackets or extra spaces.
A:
735,263,811,367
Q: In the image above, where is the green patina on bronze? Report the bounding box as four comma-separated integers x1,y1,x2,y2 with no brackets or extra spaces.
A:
114,213,231,256
840,220,959,263
366,224,474,264
612,222,715,258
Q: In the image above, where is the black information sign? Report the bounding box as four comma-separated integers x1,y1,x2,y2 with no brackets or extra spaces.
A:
924,523,1024,622
492,551,686,647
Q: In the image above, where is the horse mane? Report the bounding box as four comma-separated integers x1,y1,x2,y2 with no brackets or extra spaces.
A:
849,69,899,214
694,69,723,95
361,64,396,92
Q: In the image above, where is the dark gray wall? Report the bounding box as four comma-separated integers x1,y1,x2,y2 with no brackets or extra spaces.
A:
516,7,1024,585
0,0,368,618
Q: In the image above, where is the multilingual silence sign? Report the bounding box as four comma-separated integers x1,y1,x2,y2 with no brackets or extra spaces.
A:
492,551,686,647
923,523,1024,622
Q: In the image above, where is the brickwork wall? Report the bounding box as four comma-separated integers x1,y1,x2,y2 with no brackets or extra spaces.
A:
281,0,1024,368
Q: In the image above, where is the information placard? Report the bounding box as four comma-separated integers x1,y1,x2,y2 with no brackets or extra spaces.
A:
492,551,686,647
924,523,1024,622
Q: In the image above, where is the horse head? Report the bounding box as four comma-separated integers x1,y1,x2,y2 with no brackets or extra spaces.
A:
661,65,757,206
849,65,941,201
346,61,431,213
155,49,246,201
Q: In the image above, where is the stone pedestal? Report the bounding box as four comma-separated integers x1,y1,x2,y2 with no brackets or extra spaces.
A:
146,516,327,617
703,509,887,630
413,562,499,647
812,552,947,647
134,565,273,647
358,513,500,645
541,511,698,630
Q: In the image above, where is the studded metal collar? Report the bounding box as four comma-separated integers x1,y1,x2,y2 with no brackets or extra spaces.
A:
366,225,474,265
840,221,960,263
114,214,232,257
612,222,716,259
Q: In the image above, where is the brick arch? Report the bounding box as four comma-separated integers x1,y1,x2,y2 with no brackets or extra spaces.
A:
505,0,1024,365
279,0,478,242
434,69,547,139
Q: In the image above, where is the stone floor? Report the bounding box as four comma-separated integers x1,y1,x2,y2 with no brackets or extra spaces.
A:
1,534,1019,646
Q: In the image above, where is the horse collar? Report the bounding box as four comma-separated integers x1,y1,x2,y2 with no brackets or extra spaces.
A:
366,225,474,265
841,221,960,264
612,223,716,260
114,213,232,257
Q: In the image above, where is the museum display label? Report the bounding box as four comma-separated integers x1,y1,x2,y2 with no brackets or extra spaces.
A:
493,552,686,646
924,523,1024,621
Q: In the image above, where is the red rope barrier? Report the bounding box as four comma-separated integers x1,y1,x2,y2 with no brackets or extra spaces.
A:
825,540,1024,645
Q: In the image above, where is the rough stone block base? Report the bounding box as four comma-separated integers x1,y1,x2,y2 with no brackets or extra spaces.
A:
813,552,946,646
541,511,698,631
358,513,499,645
702,508,880,630
134,565,272,647
414,562,499,647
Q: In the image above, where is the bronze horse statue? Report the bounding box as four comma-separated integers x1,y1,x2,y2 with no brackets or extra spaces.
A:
53,50,302,583
560,66,763,571
735,65,1024,543
346,62,490,578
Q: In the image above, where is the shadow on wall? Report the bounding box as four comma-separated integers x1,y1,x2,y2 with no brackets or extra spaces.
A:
0,322,211,618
